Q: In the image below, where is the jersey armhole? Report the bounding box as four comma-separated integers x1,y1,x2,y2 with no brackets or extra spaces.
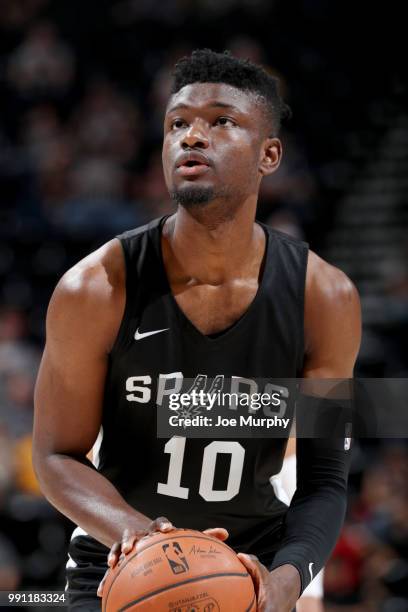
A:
296,244,309,376
108,236,133,357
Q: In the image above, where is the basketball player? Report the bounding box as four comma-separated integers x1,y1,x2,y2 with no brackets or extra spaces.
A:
33,50,361,611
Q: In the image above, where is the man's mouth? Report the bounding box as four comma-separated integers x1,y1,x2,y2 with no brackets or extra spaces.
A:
183,160,205,167
176,157,211,177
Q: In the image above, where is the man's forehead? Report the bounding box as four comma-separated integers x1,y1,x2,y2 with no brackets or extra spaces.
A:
166,82,257,114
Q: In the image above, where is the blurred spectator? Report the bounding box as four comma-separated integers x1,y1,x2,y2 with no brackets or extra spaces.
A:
0,0,49,31
19,104,72,214
325,444,408,610
324,526,367,605
0,308,40,379
71,79,141,163
1,370,35,440
52,157,144,236
14,434,41,496
7,21,75,98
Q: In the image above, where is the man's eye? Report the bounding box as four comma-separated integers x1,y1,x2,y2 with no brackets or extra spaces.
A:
171,119,187,130
215,117,236,127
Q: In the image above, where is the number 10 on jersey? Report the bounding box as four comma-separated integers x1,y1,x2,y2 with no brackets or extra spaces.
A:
157,437,245,502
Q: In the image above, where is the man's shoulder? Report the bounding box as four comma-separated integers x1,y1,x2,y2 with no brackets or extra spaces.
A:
306,250,359,306
47,239,126,351
47,217,165,348
43,237,129,352
56,238,125,304
303,254,361,375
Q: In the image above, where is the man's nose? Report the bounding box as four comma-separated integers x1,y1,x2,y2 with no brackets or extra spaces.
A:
181,122,209,149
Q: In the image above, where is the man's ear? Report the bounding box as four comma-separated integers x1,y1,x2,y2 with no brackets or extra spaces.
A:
259,138,282,176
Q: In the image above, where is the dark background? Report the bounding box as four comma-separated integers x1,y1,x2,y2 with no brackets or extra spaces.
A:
0,1,407,610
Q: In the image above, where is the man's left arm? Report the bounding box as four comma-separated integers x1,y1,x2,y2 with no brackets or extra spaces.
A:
239,253,362,611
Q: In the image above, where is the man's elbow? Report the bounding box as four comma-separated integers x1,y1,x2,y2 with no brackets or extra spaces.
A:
31,445,55,497
32,443,75,497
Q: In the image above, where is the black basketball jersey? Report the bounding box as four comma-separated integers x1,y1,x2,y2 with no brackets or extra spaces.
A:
93,215,308,558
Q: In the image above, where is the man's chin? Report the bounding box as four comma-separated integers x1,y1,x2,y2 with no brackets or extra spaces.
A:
170,185,214,207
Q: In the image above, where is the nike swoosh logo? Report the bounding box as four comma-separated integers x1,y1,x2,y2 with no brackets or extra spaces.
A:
134,327,169,341
308,562,314,581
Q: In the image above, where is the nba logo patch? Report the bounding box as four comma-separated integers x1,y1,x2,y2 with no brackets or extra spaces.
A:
162,542,190,574
344,437,351,451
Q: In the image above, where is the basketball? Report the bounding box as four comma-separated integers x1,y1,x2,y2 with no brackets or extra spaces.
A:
102,529,256,611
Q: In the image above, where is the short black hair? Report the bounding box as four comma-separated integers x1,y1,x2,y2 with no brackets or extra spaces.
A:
170,48,292,137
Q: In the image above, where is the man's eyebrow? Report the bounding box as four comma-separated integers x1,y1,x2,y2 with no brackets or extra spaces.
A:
166,101,243,114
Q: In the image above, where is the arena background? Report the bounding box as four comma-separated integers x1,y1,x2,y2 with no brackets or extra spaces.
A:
0,1,407,610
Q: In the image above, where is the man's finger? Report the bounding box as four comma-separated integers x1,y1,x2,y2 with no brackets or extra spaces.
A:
203,527,229,541
122,533,141,554
157,516,174,531
97,569,109,598
107,541,121,568
149,516,174,533
237,553,262,592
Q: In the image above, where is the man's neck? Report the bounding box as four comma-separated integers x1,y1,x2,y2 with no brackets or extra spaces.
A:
162,200,265,285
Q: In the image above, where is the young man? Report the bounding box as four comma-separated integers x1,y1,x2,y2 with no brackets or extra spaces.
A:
33,50,361,611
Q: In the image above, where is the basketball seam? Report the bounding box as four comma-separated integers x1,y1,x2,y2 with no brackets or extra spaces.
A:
117,571,251,611
103,532,242,610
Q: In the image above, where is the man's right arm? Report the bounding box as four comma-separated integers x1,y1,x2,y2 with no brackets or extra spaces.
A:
33,238,228,571
33,239,157,548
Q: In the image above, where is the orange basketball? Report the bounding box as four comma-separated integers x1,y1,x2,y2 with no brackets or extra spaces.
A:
102,529,256,611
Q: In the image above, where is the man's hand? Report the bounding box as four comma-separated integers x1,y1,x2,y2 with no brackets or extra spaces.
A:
238,554,301,612
97,516,174,597
97,518,229,598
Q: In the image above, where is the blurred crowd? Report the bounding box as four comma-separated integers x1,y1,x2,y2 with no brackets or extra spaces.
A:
0,306,71,594
1,9,322,240
0,1,406,610
325,442,408,612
